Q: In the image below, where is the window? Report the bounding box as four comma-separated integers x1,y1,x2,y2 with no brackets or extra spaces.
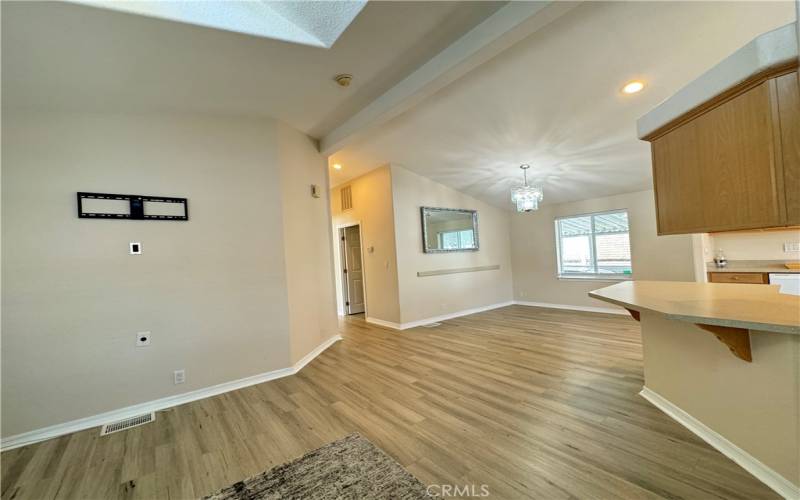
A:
437,229,475,250
555,210,632,278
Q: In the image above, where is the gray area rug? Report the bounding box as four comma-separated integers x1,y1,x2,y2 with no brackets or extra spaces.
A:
203,433,433,499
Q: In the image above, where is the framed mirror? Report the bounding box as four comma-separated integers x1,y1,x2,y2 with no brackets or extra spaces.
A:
420,206,479,253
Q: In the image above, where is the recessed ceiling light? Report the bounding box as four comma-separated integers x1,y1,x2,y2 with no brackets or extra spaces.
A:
622,81,645,94
332,163,343,170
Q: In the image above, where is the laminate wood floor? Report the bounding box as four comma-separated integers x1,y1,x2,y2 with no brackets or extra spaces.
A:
1,306,779,499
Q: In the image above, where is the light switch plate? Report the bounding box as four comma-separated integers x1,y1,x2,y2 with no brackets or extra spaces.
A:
784,242,800,253
129,242,142,255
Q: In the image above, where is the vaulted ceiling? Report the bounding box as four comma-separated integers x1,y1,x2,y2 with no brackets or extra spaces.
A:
328,1,796,208
3,1,796,210
1,1,502,138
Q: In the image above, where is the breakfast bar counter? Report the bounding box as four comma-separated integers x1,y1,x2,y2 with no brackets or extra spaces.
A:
589,280,800,335
590,281,800,497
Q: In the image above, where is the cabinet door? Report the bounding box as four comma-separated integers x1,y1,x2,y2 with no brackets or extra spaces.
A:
776,71,800,225
707,272,768,284
651,120,706,233
652,81,782,234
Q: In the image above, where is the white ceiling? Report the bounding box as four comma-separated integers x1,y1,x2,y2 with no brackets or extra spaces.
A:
4,1,796,211
329,1,796,208
1,0,503,138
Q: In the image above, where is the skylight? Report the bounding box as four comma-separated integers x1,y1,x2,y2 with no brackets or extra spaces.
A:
68,1,367,48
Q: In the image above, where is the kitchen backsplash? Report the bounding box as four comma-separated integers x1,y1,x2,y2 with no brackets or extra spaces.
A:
710,228,800,261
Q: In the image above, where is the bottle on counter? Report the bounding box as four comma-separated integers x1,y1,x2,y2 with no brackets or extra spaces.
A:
713,249,728,268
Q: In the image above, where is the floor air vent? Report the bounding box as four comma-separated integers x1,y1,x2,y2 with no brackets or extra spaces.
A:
421,322,442,328
100,412,155,436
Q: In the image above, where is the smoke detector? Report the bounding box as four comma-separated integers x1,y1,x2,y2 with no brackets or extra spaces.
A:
334,74,353,87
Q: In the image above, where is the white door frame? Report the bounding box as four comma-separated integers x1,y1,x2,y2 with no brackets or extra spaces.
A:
335,221,368,317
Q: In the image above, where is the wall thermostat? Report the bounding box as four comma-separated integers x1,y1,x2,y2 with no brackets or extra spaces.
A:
129,242,142,255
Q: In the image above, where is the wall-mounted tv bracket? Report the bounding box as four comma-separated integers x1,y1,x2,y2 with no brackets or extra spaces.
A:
77,192,189,220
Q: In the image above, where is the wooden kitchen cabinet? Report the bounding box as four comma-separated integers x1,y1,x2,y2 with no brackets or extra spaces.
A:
707,272,768,284
776,71,800,225
644,68,799,235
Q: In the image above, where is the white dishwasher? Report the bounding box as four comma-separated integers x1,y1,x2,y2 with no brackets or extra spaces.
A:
769,273,800,296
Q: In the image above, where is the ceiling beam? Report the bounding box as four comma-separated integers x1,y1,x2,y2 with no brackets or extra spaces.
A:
319,0,581,155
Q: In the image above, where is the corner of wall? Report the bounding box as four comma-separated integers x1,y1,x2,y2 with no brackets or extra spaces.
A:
389,164,515,324
329,165,402,325
276,122,339,366
692,234,710,282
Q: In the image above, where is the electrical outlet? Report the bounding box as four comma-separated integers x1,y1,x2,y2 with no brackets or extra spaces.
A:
784,242,800,253
135,331,151,347
173,369,185,385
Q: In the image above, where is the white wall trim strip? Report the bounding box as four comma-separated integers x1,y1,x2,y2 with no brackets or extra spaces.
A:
1,335,343,452
640,387,799,499
417,265,501,277
514,300,627,315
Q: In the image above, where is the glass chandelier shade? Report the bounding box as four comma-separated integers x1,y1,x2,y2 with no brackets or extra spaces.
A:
511,164,543,212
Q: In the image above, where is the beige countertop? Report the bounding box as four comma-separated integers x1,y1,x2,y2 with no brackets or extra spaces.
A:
589,281,800,335
706,260,800,274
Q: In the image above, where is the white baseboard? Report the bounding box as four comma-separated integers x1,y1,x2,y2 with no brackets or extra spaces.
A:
640,387,799,499
0,335,343,452
367,301,515,330
400,301,515,329
293,335,341,372
514,300,627,315
367,300,626,331
365,317,403,330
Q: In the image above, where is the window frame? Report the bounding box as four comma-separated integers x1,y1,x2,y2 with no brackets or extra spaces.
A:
554,209,633,281
437,229,476,250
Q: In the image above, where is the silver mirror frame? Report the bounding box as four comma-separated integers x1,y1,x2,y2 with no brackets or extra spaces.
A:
420,206,479,253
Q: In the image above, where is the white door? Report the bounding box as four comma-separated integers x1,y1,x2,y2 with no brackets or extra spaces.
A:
341,225,365,314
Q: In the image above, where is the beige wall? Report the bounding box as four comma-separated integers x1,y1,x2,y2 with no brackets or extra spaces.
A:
330,166,401,323
641,311,799,487
391,165,513,324
276,125,339,364
1,110,337,437
708,228,800,262
510,190,695,309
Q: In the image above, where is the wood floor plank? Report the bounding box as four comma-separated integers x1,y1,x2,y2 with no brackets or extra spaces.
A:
0,305,780,499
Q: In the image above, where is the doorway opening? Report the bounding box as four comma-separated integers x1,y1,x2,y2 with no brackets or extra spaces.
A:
338,224,366,315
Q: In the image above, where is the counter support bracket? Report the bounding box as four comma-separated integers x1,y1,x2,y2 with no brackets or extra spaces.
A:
695,324,752,362
625,308,640,321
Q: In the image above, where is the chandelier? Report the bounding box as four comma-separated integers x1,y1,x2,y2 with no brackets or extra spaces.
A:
511,164,543,212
